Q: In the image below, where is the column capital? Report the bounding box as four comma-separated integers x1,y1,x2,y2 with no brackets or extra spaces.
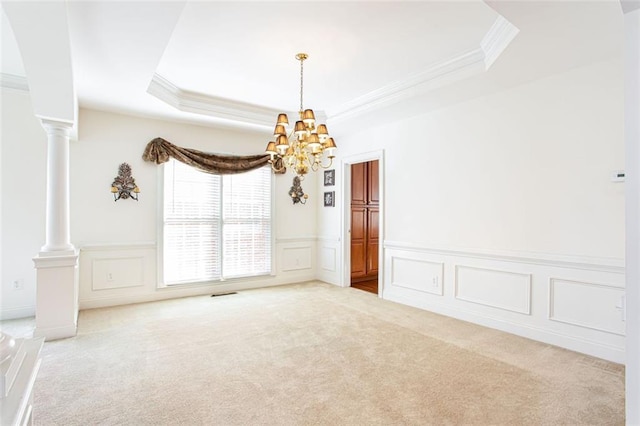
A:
40,118,73,137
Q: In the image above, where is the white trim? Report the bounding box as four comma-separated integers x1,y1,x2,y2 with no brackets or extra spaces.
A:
0,73,29,92
480,15,520,69
317,236,340,243
34,323,77,341
276,236,317,244
144,16,518,130
389,256,444,296
78,277,315,310
80,242,156,251
156,161,274,287
156,164,166,287
32,253,78,269
386,289,624,363
0,305,35,321
384,240,624,273
147,73,330,129
623,5,640,421
328,15,519,124
548,278,626,336
341,150,385,296
454,265,532,315
328,49,485,124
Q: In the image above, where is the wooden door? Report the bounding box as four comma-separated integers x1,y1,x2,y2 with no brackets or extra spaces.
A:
350,160,380,291
350,206,367,278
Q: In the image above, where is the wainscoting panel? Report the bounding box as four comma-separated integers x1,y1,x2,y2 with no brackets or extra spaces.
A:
275,237,317,282
80,239,318,310
391,256,443,296
383,241,625,363
549,279,625,336
80,244,155,305
317,236,341,285
321,247,337,273
455,265,531,314
92,257,144,290
282,247,312,272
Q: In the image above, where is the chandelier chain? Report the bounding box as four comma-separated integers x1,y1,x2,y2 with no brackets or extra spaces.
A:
299,56,304,113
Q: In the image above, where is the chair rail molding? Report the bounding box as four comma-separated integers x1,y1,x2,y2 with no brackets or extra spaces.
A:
383,240,625,363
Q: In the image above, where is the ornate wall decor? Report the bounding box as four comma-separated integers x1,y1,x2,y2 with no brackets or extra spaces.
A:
324,191,335,207
110,163,140,201
324,169,335,186
288,176,308,205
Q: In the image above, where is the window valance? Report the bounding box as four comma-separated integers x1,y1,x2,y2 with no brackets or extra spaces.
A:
142,137,272,175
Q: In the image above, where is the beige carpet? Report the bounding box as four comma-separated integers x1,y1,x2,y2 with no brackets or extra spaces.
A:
29,282,623,425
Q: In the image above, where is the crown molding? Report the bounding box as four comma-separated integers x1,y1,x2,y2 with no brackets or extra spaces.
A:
326,48,486,124
148,14,518,129
481,15,520,69
327,14,519,125
147,73,277,128
0,73,29,92
148,73,329,129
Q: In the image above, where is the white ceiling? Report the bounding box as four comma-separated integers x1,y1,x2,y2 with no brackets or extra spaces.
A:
0,1,624,131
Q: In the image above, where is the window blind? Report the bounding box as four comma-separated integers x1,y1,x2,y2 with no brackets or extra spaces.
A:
162,159,271,285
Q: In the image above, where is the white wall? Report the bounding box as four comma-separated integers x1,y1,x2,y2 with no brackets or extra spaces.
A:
72,109,319,309
318,58,626,362
2,56,626,364
0,87,46,320
0,102,320,317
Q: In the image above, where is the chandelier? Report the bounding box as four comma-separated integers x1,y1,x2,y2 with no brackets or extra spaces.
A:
265,53,337,178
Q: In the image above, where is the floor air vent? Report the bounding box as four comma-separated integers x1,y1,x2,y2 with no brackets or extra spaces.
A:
210,292,238,298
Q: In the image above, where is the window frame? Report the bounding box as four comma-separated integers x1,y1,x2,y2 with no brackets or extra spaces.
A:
157,159,276,288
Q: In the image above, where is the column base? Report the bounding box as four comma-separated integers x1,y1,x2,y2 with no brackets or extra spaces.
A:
33,250,79,341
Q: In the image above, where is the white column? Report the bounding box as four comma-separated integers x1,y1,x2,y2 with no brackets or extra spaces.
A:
40,119,74,254
33,118,78,340
624,3,640,424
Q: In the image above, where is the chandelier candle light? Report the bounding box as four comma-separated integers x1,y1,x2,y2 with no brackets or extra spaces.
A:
265,53,337,178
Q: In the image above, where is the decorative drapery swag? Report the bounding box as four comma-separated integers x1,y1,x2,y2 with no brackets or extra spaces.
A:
142,137,273,175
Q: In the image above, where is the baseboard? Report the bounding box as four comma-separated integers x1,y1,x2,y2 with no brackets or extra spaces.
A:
34,323,77,341
382,241,625,364
79,274,316,310
0,305,36,321
384,290,625,364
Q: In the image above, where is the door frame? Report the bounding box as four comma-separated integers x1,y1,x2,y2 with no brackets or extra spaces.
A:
341,150,385,297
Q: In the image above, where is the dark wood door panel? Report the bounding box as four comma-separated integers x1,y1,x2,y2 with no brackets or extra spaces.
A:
368,208,379,241
351,241,367,278
351,207,367,240
351,162,367,205
368,160,379,204
367,241,379,274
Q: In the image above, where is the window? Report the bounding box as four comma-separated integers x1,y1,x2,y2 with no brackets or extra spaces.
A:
162,159,272,285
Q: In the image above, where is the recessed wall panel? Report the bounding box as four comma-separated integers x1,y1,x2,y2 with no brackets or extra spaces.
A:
391,257,443,295
92,257,144,290
455,265,531,314
282,247,312,272
549,279,625,335
321,247,336,272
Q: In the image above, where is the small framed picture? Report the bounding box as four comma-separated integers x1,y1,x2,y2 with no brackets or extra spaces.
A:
324,191,335,207
324,169,335,186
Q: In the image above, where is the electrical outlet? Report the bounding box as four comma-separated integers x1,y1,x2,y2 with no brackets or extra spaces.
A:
12,279,24,290
106,272,114,282
432,276,439,288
